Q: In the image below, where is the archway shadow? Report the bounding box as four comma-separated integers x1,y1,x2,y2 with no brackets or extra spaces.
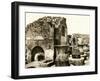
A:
31,46,44,61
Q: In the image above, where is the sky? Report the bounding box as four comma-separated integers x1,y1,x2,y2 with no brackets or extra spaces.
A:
26,12,90,35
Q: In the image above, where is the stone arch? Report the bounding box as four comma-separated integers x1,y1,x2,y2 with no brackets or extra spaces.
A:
31,46,44,61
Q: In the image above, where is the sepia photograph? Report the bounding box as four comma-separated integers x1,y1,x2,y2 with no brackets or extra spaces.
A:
25,13,90,68
11,2,97,79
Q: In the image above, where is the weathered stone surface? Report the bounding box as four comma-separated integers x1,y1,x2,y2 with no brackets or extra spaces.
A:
25,16,67,63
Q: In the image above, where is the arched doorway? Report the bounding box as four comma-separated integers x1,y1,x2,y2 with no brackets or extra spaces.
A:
31,46,44,61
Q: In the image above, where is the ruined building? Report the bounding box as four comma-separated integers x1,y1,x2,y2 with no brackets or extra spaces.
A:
25,16,68,64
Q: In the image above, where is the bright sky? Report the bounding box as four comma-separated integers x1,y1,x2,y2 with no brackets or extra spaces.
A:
26,12,90,35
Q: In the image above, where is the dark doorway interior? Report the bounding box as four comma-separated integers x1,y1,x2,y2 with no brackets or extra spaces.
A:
31,46,44,61
37,55,45,61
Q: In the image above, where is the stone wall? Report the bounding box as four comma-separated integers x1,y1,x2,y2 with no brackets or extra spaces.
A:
25,16,67,63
